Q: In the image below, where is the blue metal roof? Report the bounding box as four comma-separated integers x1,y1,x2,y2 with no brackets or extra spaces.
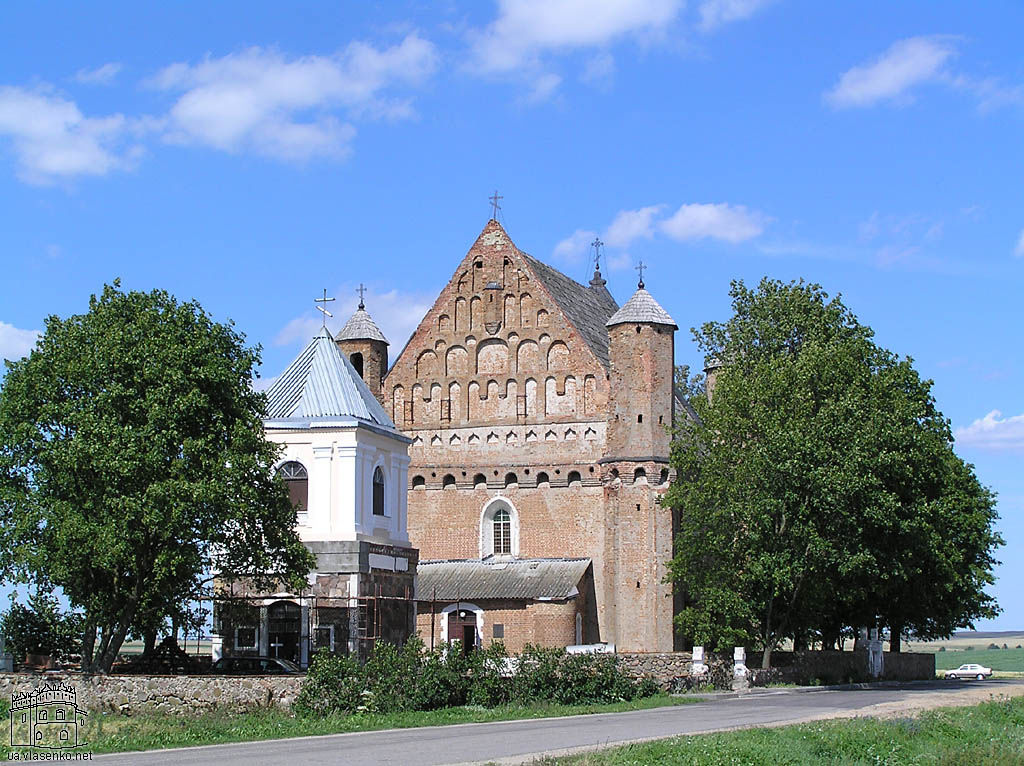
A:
264,327,397,430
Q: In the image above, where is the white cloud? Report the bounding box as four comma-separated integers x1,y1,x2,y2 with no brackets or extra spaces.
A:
74,63,122,86
553,228,597,263
273,286,433,354
698,0,774,31
955,410,1024,451
606,250,633,271
825,36,956,109
527,73,563,102
581,52,616,85
1014,229,1024,257
0,86,143,184
660,202,769,243
469,0,681,74
603,204,664,248
150,35,438,160
0,321,40,362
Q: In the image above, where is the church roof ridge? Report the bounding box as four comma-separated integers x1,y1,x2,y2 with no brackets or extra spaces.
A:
264,326,396,429
336,305,388,344
606,286,677,328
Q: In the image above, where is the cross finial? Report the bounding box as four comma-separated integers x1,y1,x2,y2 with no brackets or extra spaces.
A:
356,283,367,309
590,237,603,273
636,260,647,289
314,288,335,328
489,190,503,220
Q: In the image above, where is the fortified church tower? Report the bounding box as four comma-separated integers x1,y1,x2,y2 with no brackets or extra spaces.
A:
370,218,679,652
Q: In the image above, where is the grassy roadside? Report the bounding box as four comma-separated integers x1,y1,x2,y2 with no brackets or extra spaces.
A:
532,695,1024,765
1,694,700,756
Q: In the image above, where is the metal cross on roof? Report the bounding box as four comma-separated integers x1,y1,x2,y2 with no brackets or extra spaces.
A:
489,190,503,220
357,283,367,309
591,237,604,271
315,288,335,327
636,260,647,289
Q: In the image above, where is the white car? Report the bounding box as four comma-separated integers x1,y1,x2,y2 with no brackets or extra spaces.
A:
945,663,993,680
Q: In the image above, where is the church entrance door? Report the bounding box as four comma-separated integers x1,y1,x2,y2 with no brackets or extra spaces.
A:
448,610,477,656
268,601,301,664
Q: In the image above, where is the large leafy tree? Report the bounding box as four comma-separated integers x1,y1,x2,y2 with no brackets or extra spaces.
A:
0,282,313,672
667,278,1002,667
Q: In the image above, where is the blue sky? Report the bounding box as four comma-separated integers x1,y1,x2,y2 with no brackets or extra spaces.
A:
1,1,1022,630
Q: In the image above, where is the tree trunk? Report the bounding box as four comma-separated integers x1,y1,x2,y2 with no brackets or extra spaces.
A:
143,627,157,656
98,620,132,674
762,640,774,669
889,621,903,653
793,633,807,651
80,620,97,673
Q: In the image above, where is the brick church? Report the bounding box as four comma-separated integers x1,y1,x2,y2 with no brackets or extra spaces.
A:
340,218,682,653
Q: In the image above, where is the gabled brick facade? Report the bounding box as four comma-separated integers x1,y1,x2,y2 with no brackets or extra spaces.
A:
382,220,679,652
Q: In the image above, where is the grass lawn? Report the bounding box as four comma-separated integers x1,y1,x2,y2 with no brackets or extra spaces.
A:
931,647,1024,672
0,694,699,756
534,696,1024,765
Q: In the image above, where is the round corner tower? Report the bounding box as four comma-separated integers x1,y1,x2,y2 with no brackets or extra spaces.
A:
336,299,389,404
601,277,679,652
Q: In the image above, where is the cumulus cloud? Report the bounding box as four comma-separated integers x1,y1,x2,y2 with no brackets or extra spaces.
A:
0,86,144,185
698,0,774,31
603,205,664,248
0,321,40,362
1015,229,1024,257
150,35,438,160
468,0,681,74
954,410,1024,451
553,228,598,263
273,286,433,353
74,63,122,85
825,36,956,109
660,202,769,243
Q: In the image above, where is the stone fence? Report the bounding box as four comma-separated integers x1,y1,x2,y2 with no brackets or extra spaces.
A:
617,650,935,689
0,673,302,715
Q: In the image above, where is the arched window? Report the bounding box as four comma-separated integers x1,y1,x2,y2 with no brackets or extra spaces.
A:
660,468,670,485
350,352,364,378
634,467,647,483
373,466,386,516
493,509,511,555
504,472,518,488
536,471,550,486
473,473,487,488
480,498,518,558
443,474,456,489
276,461,308,520
567,470,581,485
412,475,426,489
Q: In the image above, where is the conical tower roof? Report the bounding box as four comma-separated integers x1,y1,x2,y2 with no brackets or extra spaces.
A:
606,286,677,328
336,304,388,344
264,327,395,429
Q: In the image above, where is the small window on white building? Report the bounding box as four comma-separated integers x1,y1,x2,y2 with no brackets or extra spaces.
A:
235,626,257,650
277,461,308,523
373,466,386,516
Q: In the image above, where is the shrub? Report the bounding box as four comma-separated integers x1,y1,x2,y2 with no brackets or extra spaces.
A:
937,646,946,652
987,643,1000,650
295,641,658,718
294,649,364,716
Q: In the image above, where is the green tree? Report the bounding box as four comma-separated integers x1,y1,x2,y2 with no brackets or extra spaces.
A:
0,282,314,673
1,588,83,661
666,278,1001,667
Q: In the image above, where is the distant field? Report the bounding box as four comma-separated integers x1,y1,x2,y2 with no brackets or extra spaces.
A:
931,648,1024,672
905,632,1024,653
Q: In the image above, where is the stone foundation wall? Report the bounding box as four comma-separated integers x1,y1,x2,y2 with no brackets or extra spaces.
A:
0,674,302,715
617,650,936,690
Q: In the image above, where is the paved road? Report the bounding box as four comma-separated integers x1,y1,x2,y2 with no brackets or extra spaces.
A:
94,679,1024,766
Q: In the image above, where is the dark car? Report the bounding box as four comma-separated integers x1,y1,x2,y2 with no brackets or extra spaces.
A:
210,656,303,674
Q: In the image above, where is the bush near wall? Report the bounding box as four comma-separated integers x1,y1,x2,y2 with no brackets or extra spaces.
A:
294,639,658,716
